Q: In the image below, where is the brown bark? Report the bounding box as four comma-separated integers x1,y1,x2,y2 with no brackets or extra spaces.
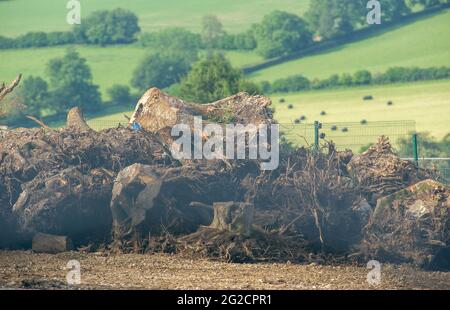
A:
209,202,254,236
67,107,92,131
129,88,274,144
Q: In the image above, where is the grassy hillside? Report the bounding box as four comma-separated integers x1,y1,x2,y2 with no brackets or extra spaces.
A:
0,0,309,36
272,80,450,140
249,8,450,82
0,46,263,99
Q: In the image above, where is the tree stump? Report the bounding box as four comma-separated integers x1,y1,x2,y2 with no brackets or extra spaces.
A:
209,202,254,236
67,107,92,131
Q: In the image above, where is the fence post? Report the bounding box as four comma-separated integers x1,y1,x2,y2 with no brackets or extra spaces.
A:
314,121,321,152
412,133,419,165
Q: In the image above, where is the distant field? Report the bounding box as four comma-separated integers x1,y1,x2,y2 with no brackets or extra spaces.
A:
249,8,450,82
271,80,450,142
79,80,450,151
0,0,309,36
0,46,262,99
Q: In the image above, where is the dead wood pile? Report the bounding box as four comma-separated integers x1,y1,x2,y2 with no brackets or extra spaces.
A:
110,162,256,252
348,136,431,204
0,111,171,247
362,179,449,270
0,88,447,269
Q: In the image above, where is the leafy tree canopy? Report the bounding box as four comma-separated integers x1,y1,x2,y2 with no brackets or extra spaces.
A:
74,8,140,45
178,53,258,103
254,11,312,59
46,48,101,112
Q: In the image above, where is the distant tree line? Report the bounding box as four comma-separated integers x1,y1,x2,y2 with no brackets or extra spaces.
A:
0,8,140,49
2,0,448,60
262,66,450,93
306,0,449,40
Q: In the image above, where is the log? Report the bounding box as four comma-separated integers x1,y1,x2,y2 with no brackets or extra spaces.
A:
32,233,73,253
209,202,254,236
13,167,114,245
129,88,274,145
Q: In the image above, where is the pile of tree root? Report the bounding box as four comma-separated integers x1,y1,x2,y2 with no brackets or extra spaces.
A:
0,88,448,270
0,109,171,247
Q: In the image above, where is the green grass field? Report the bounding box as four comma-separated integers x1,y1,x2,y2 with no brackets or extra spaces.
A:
0,46,263,99
0,0,309,36
249,8,450,82
271,80,450,141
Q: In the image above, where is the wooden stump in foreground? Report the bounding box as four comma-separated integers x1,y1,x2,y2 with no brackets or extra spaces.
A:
209,202,254,236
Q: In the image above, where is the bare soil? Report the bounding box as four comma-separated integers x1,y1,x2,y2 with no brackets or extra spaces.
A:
0,251,449,290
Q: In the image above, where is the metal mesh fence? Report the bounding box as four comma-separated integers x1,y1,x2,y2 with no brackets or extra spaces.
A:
80,119,417,156
85,118,129,131
280,120,416,155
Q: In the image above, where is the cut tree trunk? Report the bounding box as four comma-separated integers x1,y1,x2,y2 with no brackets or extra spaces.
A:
32,233,73,253
209,202,254,236
128,88,274,147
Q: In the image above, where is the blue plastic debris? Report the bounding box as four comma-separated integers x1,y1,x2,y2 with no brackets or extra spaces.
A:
131,122,141,131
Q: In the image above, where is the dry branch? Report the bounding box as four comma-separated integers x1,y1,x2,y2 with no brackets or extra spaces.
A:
0,74,22,102
25,115,53,131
